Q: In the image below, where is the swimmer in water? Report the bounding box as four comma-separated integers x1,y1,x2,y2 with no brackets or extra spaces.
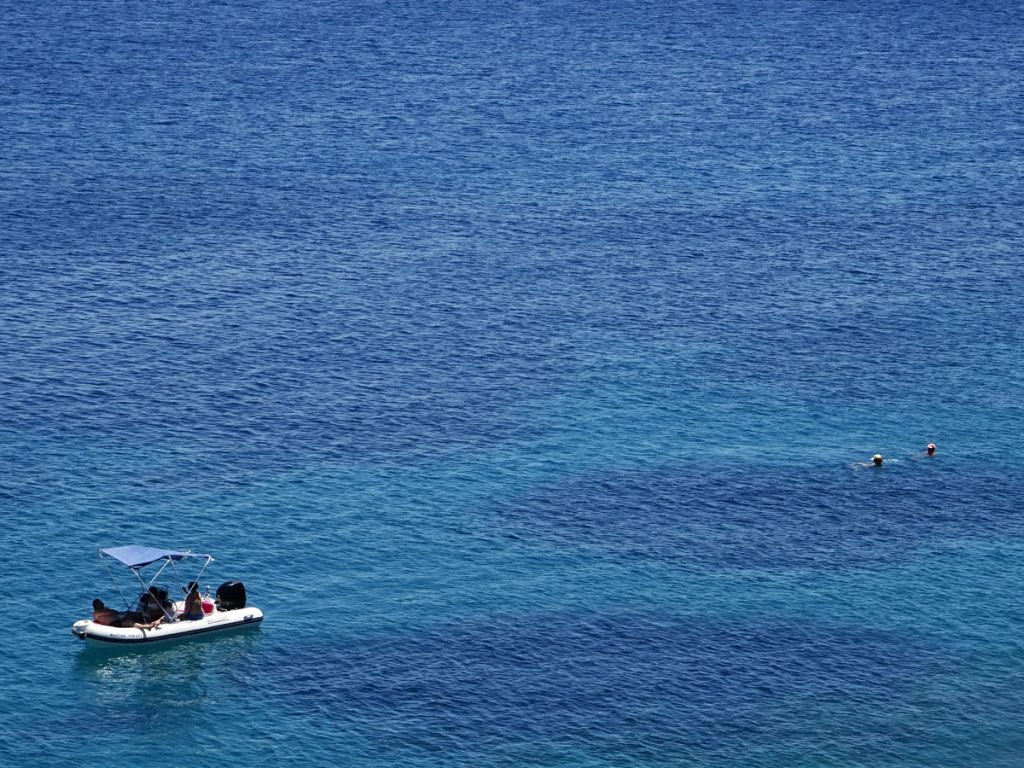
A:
910,442,937,459
851,453,885,470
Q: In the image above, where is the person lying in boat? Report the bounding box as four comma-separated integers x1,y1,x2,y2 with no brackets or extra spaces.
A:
92,599,163,629
91,599,120,625
178,582,204,621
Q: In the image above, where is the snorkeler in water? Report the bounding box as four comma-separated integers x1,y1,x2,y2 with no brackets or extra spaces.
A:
851,453,885,470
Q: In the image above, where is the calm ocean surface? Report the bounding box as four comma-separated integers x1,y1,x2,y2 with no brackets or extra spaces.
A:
2,0,1023,765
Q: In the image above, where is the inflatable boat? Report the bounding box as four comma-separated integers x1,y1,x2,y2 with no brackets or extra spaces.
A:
72,545,263,646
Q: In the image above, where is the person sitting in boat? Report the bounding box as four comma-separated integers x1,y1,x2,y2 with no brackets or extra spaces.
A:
92,599,163,629
179,582,204,621
139,586,173,622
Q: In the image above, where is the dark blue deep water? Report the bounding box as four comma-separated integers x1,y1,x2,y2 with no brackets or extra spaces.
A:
2,1,1023,765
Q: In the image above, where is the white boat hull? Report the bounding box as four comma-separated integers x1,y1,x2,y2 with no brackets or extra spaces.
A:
72,606,263,646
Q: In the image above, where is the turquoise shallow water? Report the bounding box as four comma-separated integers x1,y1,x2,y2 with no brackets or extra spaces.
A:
2,0,1023,765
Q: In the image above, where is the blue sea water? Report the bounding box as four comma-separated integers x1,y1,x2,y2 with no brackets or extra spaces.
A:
2,0,1023,765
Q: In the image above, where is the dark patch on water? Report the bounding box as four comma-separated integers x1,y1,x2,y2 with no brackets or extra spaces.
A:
496,462,1024,569
266,610,927,765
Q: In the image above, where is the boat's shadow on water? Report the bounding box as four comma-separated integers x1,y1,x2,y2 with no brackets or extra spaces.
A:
71,626,263,707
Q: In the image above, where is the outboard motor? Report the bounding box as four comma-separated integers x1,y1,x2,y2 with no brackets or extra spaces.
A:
216,581,247,611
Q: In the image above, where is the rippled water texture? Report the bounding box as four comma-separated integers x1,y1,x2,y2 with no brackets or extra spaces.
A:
1,1,1022,765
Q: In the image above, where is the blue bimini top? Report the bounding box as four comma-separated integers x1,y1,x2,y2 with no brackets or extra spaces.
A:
100,545,208,569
